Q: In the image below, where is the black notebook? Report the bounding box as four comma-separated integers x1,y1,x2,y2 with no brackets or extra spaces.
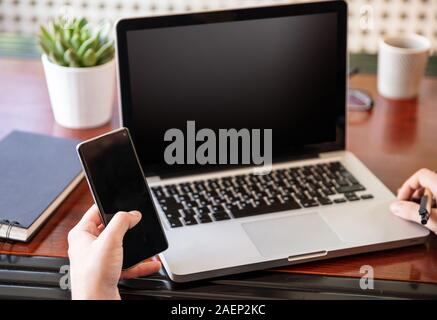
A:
0,131,83,242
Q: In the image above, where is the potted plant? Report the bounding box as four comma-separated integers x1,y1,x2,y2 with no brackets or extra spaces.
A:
38,17,115,129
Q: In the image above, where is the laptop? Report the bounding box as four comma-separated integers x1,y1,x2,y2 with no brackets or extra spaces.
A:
115,1,429,282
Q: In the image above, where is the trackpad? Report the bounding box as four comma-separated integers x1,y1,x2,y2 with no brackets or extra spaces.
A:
242,213,343,258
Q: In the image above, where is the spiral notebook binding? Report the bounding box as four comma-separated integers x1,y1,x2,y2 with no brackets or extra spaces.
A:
0,219,21,241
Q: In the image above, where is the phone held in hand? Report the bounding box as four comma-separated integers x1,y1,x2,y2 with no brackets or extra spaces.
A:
77,128,168,269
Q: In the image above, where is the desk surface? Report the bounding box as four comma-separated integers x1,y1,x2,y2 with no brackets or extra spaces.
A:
1,57,437,285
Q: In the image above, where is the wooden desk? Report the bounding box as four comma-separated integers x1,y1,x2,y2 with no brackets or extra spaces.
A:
1,57,437,286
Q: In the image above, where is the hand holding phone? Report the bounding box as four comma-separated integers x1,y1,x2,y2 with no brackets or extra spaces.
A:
77,128,168,269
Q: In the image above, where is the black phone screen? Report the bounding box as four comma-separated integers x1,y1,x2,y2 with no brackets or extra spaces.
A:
77,128,168,269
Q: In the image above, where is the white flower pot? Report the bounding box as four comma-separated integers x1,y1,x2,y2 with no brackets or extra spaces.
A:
42,54,115,129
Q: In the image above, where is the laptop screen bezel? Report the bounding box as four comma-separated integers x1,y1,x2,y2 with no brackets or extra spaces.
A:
116,1,348,177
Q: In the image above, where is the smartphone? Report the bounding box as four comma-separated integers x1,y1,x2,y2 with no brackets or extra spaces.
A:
76,128,168,269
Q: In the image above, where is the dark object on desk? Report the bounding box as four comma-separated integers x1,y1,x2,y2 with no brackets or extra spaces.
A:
347,68,374,112
348,88,374,111
348,67,360,78
0,131,83,241
419,188,433,225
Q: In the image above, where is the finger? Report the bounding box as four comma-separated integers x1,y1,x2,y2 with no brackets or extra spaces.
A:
397,169,437,200
99,211,142,245
71,204,103,237
390,200,437,234
67,206,101,247
120,261,161,279
412,188,424,200
91,223,105,237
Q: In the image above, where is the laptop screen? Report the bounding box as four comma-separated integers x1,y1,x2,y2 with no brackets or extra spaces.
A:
118,3,346,176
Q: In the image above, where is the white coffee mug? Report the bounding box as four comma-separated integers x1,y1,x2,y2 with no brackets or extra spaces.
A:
377,34,430,100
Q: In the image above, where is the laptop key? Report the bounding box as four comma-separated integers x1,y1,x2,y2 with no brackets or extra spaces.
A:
198,215,213,223
347,196,360,201
361,194,374,200
300,199,319,208
213,211,230,221
195,207,210,216
336,184,366,193
268,200,302,212
333,198,347,203
345,192,360,201
231,199,301,219
180,208,196,217
322,187,335,196
210,205,224,213
183,216,198,226
223,203,240,212
152,188,164,198
318,197,333,205
336,179,349,187
165,210,181,219
161,197,183,211
168,218,183,228
183,200,198,208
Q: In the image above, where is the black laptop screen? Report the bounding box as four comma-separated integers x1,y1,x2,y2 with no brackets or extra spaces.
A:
120,4,346,176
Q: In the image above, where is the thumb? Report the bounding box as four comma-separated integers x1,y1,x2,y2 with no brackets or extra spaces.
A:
99,211,142,245
390,201,420,223
390,200,437,234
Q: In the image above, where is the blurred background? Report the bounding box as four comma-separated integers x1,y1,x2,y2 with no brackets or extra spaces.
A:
0,0,436,71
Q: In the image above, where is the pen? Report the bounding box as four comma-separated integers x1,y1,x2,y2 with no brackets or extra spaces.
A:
418,188,433,225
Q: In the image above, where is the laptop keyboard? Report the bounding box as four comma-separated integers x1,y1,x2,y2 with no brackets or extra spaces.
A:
151,161,374,228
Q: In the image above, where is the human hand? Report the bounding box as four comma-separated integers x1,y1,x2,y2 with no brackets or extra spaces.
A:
390,168,437,235
68,205,162,300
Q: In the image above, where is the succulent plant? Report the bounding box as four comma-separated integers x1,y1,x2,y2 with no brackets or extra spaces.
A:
38,17,114,68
